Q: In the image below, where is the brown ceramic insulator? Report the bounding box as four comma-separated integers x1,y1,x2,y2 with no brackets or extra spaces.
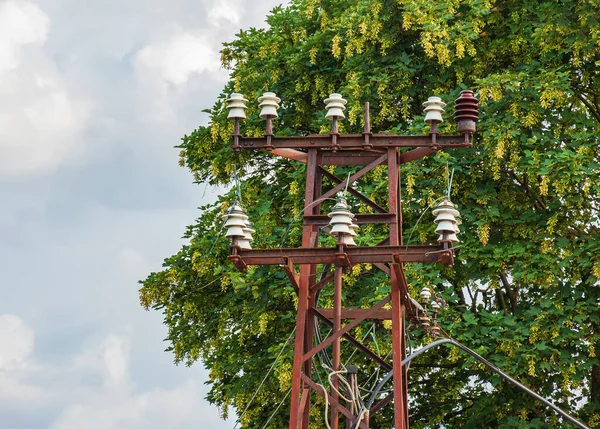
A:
455,90,480,133
454,90,480,122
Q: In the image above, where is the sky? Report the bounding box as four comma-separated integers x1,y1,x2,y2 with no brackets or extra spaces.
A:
0,0,286,428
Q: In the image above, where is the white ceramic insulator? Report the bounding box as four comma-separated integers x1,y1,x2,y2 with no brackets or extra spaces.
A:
226,93,248,119
342,234,356,246
432,200,459,217
331,223,351,235
224,215,248,228
438,233,459,243
324,93,347,120
423,96,446,124
433,207,460,218
225,225,246,238
435,220,457,234
242,226,255,241
431,300,440,310
258,92,281,119
434,211,457,224
420,287,432,301
329,213,353,226
237,238,252,249
348,223,359,237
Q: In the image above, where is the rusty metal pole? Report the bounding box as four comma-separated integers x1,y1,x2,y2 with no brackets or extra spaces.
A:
289,149,319,429
331,264,343,429
387,147,409,429
391,267,407,429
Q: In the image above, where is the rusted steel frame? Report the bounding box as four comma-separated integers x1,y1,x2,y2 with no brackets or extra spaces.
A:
271,148,309,163
319,154,388,202
310,272,335,294
370,392,394,415
238,245,446,266
237,134,469,150
391,259,411,302
399,147,435,164
283,258,300,294
300,151,323,429
303,294,392,362
298,388,310,422
228,254,248,272
315,308,392,320
390,263,408,429
301,374,369,429
331,266,343,429
312,308,392,372
290,271,311,429
302,291,316,429
232,118,241,151
322,152,385,166
401,294,410,428
304,213,396,226
373,262,390,275
363,102,373,150
289,149,319,429
388,148,400,246
318,167,387,213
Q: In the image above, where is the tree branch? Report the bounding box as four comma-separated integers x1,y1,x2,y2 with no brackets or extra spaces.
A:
499,272,517,312
575,90,600,124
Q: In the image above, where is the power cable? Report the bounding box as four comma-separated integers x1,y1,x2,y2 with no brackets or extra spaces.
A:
362,338,589,429
232,327,296,429
260,388,291,429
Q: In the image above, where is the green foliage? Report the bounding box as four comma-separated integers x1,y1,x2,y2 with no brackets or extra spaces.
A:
140,0,600,427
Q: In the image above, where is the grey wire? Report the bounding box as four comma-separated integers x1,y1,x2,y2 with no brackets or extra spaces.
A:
233,167,243,203
344,172,351,194
193,274,226,291
232,327,296,429
278,197,338,249
404,196,446,252
207,224,226,256
447,168,455,198
364,338,589,429
260,388,292,429
344,323,376,368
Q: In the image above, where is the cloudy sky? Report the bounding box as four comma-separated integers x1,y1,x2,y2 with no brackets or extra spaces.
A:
0,0,286,428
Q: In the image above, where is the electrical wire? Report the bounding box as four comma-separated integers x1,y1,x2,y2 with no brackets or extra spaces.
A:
404,196,447,252
232,327,296,429
260,388,291,429
344,323,376,368
361,338,589,429
278,197,338,249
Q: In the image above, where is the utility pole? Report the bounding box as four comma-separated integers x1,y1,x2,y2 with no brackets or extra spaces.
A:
224,89,479,428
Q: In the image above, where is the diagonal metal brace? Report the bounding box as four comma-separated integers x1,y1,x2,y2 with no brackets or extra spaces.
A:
303,294,392,362
311,308,392,371
319,154,388,201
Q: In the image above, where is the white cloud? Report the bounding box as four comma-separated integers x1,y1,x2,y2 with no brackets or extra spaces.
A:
51,381,211,429
0,315,44,405
208,0,242,26
0,0,90,180
0,316,227,429
135,32,224,86
54,332,225,429
0,0,49,73
0,314,35,370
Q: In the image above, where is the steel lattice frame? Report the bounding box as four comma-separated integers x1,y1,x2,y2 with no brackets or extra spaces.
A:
228,104,473,429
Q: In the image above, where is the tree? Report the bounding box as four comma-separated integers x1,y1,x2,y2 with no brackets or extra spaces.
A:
139,0,600,427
